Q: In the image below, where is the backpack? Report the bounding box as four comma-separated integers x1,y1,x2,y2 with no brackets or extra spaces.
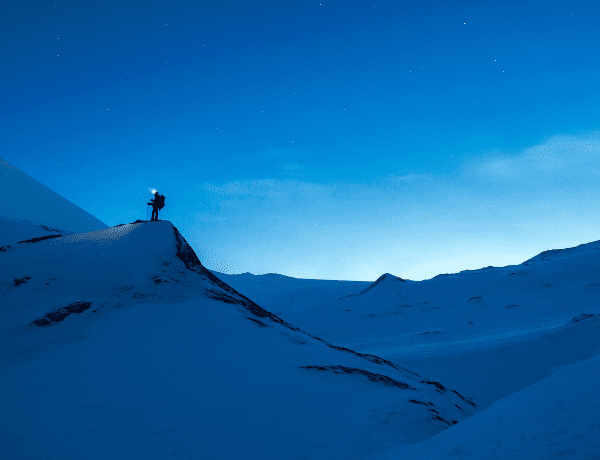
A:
157,195,165,210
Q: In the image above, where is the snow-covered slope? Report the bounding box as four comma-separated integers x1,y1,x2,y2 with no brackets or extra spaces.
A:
0,216,71,249
275,243,600,364
371,315,600,460
0,220,477,459
222,243,600,459
211,271,371,315
0,158,108,234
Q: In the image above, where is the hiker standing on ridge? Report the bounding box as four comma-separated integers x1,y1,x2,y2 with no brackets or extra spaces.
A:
147,191,165,221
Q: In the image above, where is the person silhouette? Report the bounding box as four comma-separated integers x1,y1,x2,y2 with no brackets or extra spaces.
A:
147,191,163,221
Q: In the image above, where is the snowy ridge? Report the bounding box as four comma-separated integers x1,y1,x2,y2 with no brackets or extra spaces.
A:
522,239,600,265
1,219,479,459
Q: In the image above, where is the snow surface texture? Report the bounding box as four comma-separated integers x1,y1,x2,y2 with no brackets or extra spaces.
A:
1,219,476,460
0,158,108,234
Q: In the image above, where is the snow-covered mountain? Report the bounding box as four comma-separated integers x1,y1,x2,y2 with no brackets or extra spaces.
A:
214,246,600,458
0,158,108,234
2,165,600,459
1,219,478,459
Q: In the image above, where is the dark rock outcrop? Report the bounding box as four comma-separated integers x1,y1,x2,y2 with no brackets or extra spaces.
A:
569,313,594,324
14,276,32,287
31,301,93,327
17,234,63,244
301,365,416,390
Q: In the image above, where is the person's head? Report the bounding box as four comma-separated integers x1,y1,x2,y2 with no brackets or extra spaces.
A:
154,191,159,196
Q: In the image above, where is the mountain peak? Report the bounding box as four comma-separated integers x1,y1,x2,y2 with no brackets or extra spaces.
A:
360,272,405,294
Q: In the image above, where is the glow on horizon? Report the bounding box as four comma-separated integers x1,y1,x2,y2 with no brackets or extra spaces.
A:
3,2,599,282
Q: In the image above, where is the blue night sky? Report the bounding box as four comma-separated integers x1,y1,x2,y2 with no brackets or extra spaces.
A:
3,1,600,281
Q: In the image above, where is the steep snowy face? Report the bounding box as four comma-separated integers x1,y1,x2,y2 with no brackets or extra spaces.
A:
1,220,480,459
0,158,108,233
